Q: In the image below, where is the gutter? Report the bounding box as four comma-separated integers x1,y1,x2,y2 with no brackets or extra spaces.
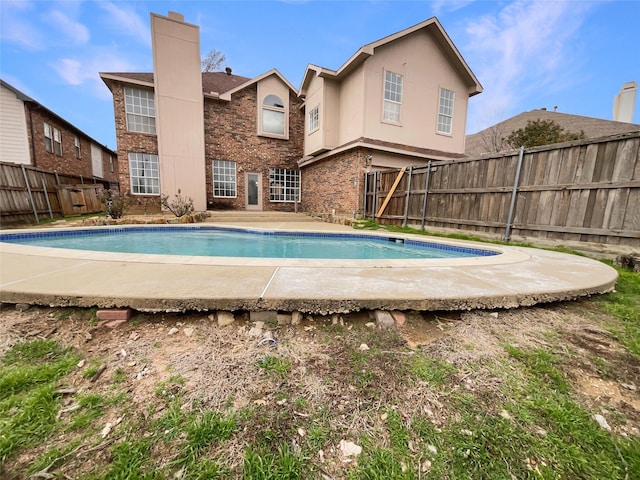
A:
27,103,40,168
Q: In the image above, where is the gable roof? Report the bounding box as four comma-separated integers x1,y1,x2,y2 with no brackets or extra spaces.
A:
100,70,296,101
466,109,640,156
299,17,482,97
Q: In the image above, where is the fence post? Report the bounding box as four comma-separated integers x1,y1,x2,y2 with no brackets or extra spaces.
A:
363,172,369,219
402,166,413,227
420,161,432,231
504,147,525,242
371,171,378,219
20,164,39,223
42,178,53,219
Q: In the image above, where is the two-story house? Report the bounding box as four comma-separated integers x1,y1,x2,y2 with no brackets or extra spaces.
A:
100,12,304,213
0,79,118,184
100,13,480,216
297,18,482,215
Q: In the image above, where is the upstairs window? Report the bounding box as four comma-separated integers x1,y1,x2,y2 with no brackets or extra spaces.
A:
269,168,300,202
308,106,319,133
53,128,62,156
124,87,156,134
213,160,237,198
129,153,159,195
383,70,403,122
437,88,455,134
43,122,53,153
74,135,81,158
262,94,285,136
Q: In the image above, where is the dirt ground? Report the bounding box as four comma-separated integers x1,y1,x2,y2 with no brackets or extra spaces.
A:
1,300,639,476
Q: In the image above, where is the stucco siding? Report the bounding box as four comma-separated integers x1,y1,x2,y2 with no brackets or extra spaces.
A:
362,30,468,154
151,12,207,210
0,84,30,164
337,66,366,146
304,75,324,156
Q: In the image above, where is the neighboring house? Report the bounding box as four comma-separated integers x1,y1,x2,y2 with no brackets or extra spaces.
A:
100,13,480,215
0,79,118,184
100,12,303,213
466,109,640,156
297,17,482,215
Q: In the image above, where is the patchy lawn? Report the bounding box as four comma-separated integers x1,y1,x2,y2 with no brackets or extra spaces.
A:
0,267,638,479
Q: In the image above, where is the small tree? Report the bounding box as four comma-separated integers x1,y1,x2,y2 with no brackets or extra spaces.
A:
161,190,194,217
506,119,585,149
98,189,129,219
202,49,226,72
478,123,509,154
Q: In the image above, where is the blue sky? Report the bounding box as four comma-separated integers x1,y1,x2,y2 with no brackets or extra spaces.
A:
1,0,639,149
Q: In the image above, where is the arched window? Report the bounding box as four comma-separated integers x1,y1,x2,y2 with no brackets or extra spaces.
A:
262,94,285,135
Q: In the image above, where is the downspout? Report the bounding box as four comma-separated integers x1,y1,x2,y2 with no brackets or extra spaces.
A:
27,104,40,168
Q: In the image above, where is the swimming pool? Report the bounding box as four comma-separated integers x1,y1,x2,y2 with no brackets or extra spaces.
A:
0,222,618,314
0,226,498,260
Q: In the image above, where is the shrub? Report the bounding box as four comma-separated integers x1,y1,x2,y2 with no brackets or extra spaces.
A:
98,189,129,219
161,189,195,217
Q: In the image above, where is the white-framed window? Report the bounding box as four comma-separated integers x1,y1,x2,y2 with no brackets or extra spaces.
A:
383,70,403,122
128,153,159,195
308,106,319,133
124,87,156,134
437,88,455,134
213,160,237,198
43,122,53,153
262,94,285,136
269,168,300,202
53,128,62,155
74,135,81,158
109,156,114,173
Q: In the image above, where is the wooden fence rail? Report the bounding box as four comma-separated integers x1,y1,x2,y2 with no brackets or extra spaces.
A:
364,132,640,247
0,161,117,225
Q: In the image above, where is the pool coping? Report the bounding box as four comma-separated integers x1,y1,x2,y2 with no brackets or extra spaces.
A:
0,221,619,314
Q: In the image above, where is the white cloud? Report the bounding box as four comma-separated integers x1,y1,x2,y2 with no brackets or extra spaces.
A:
53,58,84,85
98,2,151,47
52,50,138,99
0,1,44,49
432,0,475,15
463,0,595,132
49,9,90,44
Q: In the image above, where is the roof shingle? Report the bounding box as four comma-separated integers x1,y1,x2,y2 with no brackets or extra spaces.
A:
466,109,640,156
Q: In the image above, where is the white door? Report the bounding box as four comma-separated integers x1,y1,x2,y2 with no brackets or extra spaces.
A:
245,172,262,210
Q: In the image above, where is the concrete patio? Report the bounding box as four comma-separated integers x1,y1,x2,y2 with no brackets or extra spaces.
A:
0,213,618,314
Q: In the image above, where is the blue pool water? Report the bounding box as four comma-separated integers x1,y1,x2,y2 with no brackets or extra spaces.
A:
0,227,498,260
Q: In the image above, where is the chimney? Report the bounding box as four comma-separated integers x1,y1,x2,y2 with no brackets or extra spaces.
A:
613,81,637,123
225,67,232,75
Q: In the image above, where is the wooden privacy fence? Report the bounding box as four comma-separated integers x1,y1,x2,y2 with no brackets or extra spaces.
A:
0,161,117,225
364,131,640,247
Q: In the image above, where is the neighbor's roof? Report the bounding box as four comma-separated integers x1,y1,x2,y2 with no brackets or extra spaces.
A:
99,70,298,101
299,17,482,97
465,109,640,156
0,78,116,155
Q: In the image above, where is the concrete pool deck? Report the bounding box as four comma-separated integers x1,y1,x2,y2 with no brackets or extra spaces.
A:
0,218,618,313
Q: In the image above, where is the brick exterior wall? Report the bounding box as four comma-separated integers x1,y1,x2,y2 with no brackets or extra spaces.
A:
106,78,304,213
204,85,304,211
106,79,161,212
300,147,370,216
24,106,118,184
